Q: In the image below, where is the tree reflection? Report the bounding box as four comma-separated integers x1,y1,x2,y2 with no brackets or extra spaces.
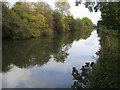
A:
72,62,94,88
72,29,119,88
53,46,70,63
2,28,93,72
87,30,119,88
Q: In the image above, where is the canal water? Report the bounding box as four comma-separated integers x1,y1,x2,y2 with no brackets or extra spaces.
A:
2,30,100,88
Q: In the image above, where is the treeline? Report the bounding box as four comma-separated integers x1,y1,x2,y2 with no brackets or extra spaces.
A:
76,1,120,30
2,2,93,39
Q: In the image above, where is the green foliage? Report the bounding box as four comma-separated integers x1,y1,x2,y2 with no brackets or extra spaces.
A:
2,2,94,39
88,30,119,88
72,18,84,31
34,2,55,31
82,17,93,28
2,2,54,39
2,2,14,38
53,11,65,32
99,2,119,30
71,30,119,88
76,1,120,30
2,3,30,39
72,62,94,88
3,24,93,72
55,0,70,15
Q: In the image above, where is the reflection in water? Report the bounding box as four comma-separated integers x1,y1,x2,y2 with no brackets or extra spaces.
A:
2,30,100,88
72,62,94,88
71,30,119,88
87,30,119,88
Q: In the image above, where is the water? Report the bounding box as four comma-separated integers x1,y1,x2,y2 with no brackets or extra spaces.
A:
2,30,100,88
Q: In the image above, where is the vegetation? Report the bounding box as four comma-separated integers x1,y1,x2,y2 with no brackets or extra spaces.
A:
2,28,93,72
71,1,119,88
2,1,119,88
2,1,94,39
2,2,54,39
72,62,94,88
71,30,119,88
87,30,119,88
76,1,120,30
55,0,70,15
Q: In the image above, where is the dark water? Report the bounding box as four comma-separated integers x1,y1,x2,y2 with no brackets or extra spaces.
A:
2,30,101,88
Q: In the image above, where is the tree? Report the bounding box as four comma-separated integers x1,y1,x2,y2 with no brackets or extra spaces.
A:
82,17,93,29
55,0,70,15
53,11,65,32
2,2,24,39
34,2,55,31
75,1,120,30
2,1,94,39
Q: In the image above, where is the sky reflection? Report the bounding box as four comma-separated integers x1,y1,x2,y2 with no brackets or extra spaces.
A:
2,30,100,88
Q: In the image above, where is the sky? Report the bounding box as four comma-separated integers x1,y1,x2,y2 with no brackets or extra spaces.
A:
6,0,101,24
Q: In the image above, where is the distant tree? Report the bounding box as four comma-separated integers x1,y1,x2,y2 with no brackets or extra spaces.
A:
82,17,93,29
55,0,70,15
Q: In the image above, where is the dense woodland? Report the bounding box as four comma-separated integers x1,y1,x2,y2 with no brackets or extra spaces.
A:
2,1,94,39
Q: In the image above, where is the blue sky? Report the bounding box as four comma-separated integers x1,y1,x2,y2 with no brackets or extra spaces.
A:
6,0,101,24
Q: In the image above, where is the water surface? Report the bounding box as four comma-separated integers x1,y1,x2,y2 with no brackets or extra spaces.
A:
2,30,100,88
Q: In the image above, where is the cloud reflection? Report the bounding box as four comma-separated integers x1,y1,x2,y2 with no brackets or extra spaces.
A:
2,66,31,88
2,30,100,88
